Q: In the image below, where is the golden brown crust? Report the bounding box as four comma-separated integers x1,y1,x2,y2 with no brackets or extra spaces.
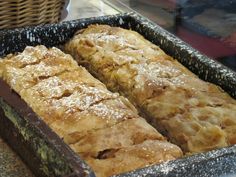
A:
70,118,165,155
0,45,182,177
1,46,78,93
65,24,236,153
84,140,182,177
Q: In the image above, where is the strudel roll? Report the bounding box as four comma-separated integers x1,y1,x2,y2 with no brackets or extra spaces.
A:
65,24,236,153
0,45,182,177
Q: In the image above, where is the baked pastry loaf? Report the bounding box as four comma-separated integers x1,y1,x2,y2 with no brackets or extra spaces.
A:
65,24,236,153
0,45,182,177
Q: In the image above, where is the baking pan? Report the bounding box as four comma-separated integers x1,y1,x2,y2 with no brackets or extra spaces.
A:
0,80,94,177
0,12,236,177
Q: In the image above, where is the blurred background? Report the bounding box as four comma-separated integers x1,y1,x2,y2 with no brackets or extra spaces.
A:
65,0,236,71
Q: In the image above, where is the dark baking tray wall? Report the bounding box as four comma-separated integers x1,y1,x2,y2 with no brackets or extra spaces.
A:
0,12,236,177
0,79,95,177
0,12,235,99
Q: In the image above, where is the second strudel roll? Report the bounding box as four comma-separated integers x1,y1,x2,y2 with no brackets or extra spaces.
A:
65,24,236,153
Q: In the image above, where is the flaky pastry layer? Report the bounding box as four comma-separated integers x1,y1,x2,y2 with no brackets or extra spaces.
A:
65,24,236,153
0,45,182,177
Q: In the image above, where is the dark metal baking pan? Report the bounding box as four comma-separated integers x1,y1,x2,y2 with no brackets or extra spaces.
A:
0,80,95,177
0,12,236,177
